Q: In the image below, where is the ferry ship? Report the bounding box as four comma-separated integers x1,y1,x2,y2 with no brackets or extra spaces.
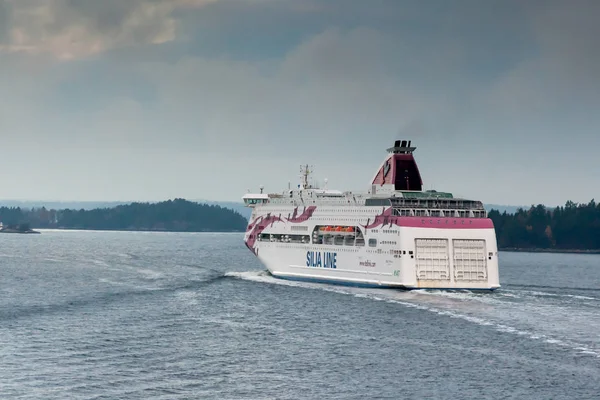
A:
243,140,500,290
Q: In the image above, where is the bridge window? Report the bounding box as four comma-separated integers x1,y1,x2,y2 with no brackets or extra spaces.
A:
244,198,268,205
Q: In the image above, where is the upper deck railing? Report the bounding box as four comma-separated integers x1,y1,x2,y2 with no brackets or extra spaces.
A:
366,196,488,218
391,207,488,218
260,189,488,218
390,197,484,210
365,197,484,210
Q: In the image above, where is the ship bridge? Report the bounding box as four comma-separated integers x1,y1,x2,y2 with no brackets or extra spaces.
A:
243,185,270,207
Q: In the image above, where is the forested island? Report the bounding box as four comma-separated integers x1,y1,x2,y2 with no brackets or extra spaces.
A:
489,200,600,252
0,223,41,234
2,197,599,252
0,199,248,232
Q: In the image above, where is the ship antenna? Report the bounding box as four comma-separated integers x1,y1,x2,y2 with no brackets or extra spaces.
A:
300,164,313,189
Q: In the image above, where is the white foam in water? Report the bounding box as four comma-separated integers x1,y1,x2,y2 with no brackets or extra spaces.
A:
90,259,109,267
117,265,165,280
227,270,600,358
98,278,164,291
98,278,134,287
517,290,599,302
225,270,304,287
43,257,64,263
563,294,598,301
134,267,164,280
497,291,520,299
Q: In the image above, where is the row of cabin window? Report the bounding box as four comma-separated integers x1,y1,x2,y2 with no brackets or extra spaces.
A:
258,210,486,219
291,225,309,231
250,233,418,257
258,234,311,243
396,209,486,218
257,207,486,218
252,235,413,254
256,233,368,246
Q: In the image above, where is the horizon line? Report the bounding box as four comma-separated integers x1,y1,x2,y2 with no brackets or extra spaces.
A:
0,198,574,209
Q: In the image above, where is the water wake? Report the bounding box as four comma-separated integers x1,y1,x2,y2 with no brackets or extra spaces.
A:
227,270,600,359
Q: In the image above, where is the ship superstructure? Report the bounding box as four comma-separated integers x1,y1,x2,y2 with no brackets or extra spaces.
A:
242,140,500,290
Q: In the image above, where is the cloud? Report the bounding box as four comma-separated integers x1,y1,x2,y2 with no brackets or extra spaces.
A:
142,26,441,156
476,0,600,119
33,27,430,151
0,1,9,42
531,0,600,98
0,0,216,59
2,24,437,178
0,0,599,204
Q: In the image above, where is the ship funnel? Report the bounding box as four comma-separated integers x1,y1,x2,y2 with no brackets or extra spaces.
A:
387,139,416,154
375,139,423,191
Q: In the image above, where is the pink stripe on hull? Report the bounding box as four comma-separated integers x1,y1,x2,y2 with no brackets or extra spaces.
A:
394,217,494,229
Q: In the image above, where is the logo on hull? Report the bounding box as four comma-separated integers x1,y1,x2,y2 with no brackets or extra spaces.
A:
306,251,337,269
359,260,376,268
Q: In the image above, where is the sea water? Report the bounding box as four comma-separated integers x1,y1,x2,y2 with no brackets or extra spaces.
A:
1,231,599,399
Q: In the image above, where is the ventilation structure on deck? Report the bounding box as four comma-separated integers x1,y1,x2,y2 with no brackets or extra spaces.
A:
453,239,488,281
415,239,450,280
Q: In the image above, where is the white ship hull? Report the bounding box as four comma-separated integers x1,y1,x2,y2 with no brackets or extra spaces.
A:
244,207,500,290
242,139,501,291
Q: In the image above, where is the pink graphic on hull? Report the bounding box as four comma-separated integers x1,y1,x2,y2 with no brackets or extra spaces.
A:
286,206,317,223
362,207,394,229
361,207,494,230
244,213,284,255
245,206,318,255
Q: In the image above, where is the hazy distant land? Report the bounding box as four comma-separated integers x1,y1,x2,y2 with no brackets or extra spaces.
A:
0,200,537,222
0,199,253,220
0,199,248,233
0,223,41,234
1,198,598,253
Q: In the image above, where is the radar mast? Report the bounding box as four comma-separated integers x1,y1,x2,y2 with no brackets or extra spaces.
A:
300,164,314,189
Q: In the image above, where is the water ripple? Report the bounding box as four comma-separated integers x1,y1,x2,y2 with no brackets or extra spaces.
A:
1,232,599,400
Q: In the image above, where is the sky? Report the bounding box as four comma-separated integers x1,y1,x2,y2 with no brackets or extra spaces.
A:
0,0,598,206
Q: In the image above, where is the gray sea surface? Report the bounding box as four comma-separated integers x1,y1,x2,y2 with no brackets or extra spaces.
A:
1,231,599,399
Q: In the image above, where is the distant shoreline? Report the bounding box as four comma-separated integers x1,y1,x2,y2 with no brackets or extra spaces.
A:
0,229,41,234
0,198,248,233
35,228,244,234
500,247,600,255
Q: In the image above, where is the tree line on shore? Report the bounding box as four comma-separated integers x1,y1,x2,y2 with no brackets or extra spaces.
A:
489,200,600,250
2,197,599,250
0,199,248,232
